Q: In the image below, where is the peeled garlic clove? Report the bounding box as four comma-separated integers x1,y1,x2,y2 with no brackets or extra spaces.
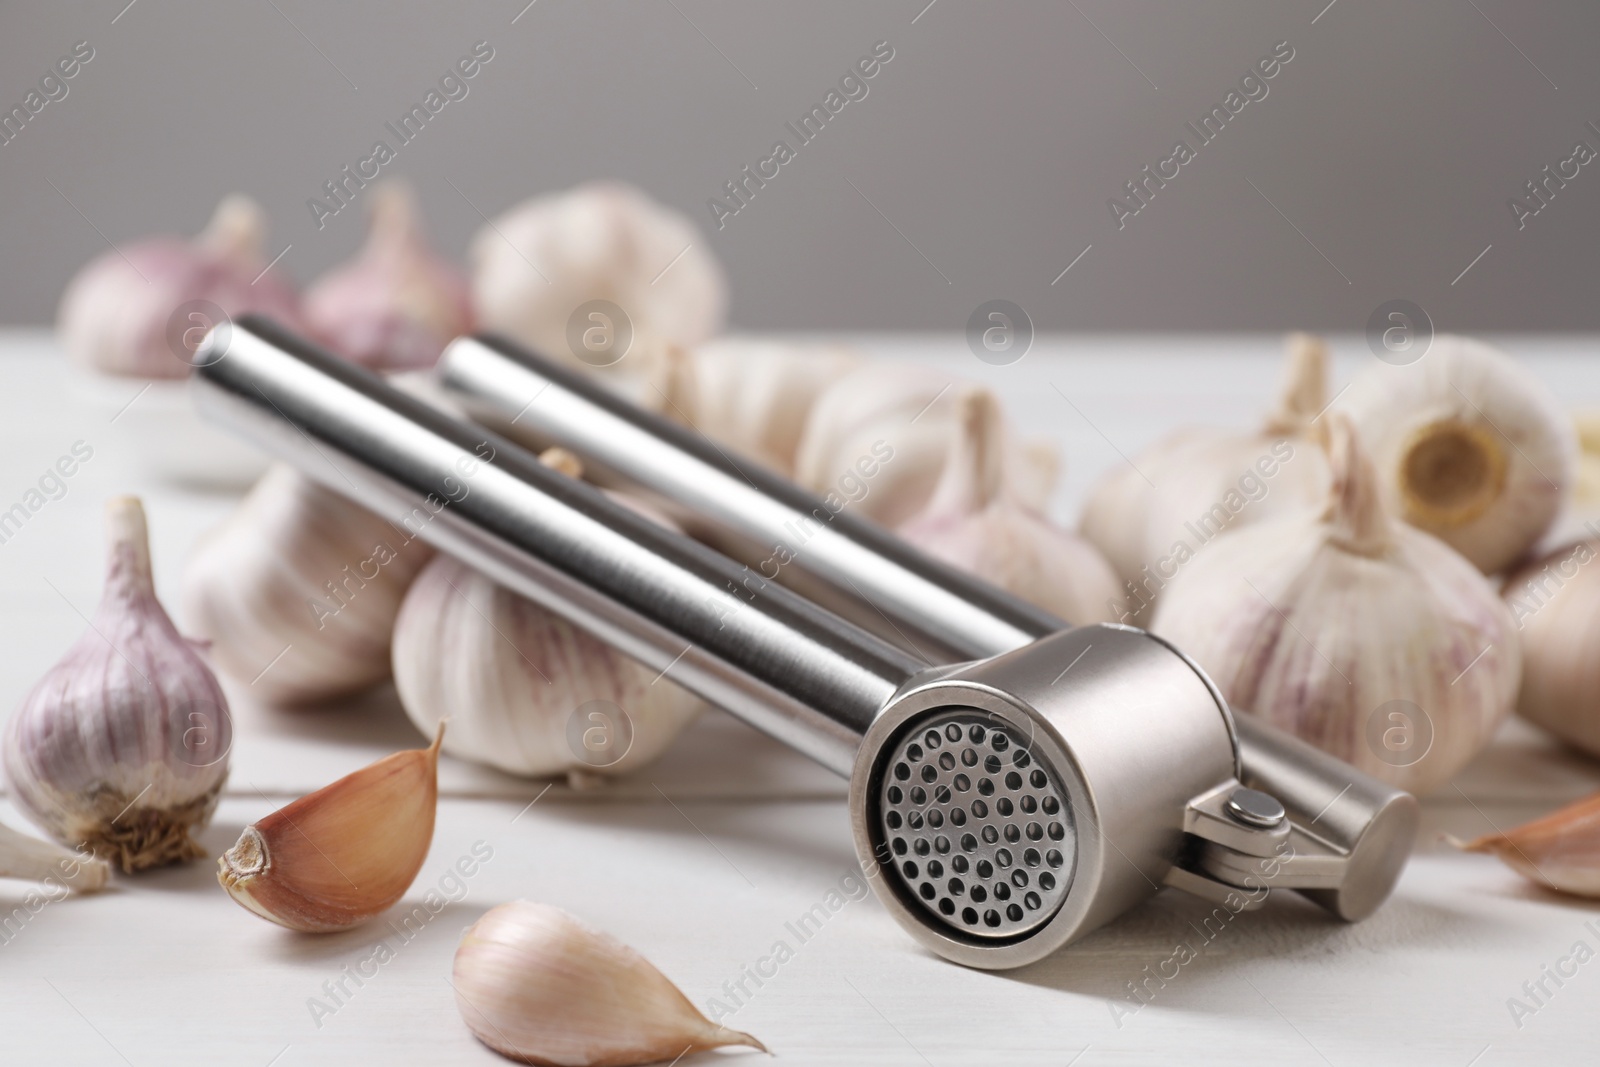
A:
1152,414,1520,794
0,818,110,893
1342,334,1576,575
900,389,1122,623
4,497,232,871
1081,333,1333,620
794,362,1058,528
1458,792,1600,897
453,901,766,1066
181,463,434,703
304,182,472,371
470,181,726,363
218,724,443,932
683,337,861,474
57,194,302,379
1502,538,1600,756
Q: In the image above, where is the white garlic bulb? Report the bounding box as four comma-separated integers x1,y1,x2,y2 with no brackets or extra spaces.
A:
900,389,1122,623
794,362,1059,529
453,901,765,1066
684,337,861,474
470,181,726,364
1081,333,1333,622
5,497,232,871
303,182,472,371
1342,334,1575,575
1152,416,1520,794
57,194,302,379
181,464,434,704
1502,537,1600,756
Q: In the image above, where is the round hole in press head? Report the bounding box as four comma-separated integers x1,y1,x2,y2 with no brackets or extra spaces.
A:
1024,848,1041,867
961,748,978,767
970,799,988,818
1046,849,1064,868
894,763,910,781
996,848,1013,868
948,878,965,896
1030,769,1047,789
902,861,918,878
920,882,936,901
1005,771,1023,791
1004,825,1020,844
886,785,903,805
924,730,941,750
950,808,967,827
885,811,902,830
976,859,994,879
939,897,955,915
907,812,924,830
1026,822,1042,841
952,855,968,874
978,778,995,796
910,786,926,806
921,765,937,783
1011,869,1029,888
960,833,977,852
992,732,1009,752
1020,795,1037,814
1040,871,1056,892
927,859,944,878
1007,903,1024,922
934,785,952,804
981,825,999,845
953,774,971,792
968,725,986,744
1048,822,1064,840
938,752,956,771
993,882,1011,901
971,885,987,903
1042,795,1060,815
996,797,1014,818
927,810,944,829
906,743,923,763
1025,891,1042,911
984,909,1002,927
892,837,907,855
934,835,950,854
945,723,962,743
962,907,979,925
913,839,930,856
984,754,1003,774
1013,749,1031,768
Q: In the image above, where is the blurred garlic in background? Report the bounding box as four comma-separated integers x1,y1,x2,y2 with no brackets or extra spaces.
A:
794,362,1059,529
182,464,434,704
57,194,301,378
1081,333,1333,620
1342,335,1575,575
303,182,472,371
470,181,726,369
1153,415,1519,794
900,389,1121,623
1503,537,1600,757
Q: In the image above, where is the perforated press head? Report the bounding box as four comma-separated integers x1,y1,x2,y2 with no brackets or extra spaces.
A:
871,708,1077,942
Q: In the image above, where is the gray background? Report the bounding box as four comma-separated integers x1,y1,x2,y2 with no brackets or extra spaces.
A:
1,0,1597,331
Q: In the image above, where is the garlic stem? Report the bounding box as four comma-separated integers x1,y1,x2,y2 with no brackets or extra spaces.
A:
1262,332,1328,435
1322,418,1391,557
0,819,109,893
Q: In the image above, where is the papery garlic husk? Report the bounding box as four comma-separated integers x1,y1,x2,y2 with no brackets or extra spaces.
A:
57,194,302,379
453,901,766,1066
1502,537,1600,756
470,181,726,364
900,389,1122,624
1458,791,1600,897
794,362,1059,529
1081,333,1333,622
682,337,862,474
0,817,111,893
1342,334,1576,575
4,497,232,871
1152,415,1520,794
181,463,434,703
218,723,443,932
304,182,472,371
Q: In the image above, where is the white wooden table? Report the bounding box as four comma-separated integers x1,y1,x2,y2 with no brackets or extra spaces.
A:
2,329,1599,1066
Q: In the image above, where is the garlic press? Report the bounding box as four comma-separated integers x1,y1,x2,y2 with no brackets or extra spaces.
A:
193,318,1417,970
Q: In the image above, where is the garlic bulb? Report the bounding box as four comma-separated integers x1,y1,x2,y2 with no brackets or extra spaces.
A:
900,389,1121,623
470,181,726,364
57,194,302,379
1342,334,1575,575
0,819,110,893
182,463,434,704
303,182,472,371
1458,791,1600,897
4,497,232,871
1152,416,1520,794
218,723,443,932
794,362,1059,529
1081,333,1333,622
1502,537,1600,756
453,901,765,1066
684,337,861,474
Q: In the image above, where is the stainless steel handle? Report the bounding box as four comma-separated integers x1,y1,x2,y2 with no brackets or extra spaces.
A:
192,316,926,774
441,333,1418,921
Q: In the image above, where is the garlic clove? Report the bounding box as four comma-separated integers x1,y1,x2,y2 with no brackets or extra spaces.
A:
1502,537,1600,757
899,388,1122,624
1458,792,1600,897
304,182,472,371
181,463,434,703
218,723,444,932
1152,415,1520,794
57,194,302,379
4,497,232,872
0,818,110,893
453,900,766,1066
1342,334,1576,575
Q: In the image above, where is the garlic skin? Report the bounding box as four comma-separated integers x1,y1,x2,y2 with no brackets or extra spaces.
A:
0,819,110,893
1459,791,1600,897
684,338,861,474
1081,333,1333,618
181,464,434,704
57,195,302,379
1342,334,1576,575
1152,416,1520,794
5,497,232,871
218,724,443,932
900,389,1122,623
453,901,765,1066
1502,537,1600,756
471,181,726,363
794,362,1059,529
304,182,472,371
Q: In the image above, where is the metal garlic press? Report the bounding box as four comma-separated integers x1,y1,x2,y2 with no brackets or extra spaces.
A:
193,318,1417,971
